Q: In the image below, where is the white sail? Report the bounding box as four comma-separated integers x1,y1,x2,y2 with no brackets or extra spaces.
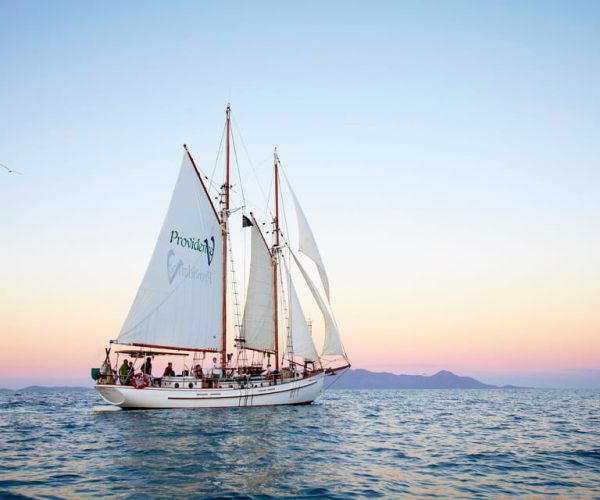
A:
241,220,275,352
117,152,222,350
283,259,318,361
285,178,331,301
291,253,345,357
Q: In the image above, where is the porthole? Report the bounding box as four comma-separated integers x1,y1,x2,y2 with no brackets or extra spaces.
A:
188,382,194,389
174,383,180,389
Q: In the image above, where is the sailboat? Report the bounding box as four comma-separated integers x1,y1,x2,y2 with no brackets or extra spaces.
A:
93,105,350,408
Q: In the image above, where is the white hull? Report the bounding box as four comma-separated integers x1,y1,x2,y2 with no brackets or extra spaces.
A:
95,373,325,409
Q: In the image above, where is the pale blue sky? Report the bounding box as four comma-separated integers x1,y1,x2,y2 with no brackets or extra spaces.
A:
1,1,599,388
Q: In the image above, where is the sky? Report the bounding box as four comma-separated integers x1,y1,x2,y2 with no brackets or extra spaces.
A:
1,0,599,389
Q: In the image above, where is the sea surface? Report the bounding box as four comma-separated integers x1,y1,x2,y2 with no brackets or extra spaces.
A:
0,389,599,498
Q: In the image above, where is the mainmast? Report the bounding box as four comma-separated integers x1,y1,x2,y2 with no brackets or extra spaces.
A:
273,149,280,371
221,104,231,371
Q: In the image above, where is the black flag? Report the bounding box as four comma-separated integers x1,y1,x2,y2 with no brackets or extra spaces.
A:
242,215,253,228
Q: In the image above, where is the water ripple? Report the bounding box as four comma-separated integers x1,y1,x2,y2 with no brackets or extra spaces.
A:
0,389,599,497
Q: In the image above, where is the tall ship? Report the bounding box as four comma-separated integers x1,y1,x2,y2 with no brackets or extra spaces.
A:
93,105,350,408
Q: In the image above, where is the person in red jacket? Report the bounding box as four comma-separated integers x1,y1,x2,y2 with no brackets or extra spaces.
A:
163,362,175,377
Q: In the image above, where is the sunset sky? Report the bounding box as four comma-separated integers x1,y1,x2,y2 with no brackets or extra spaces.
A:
1,1,599,389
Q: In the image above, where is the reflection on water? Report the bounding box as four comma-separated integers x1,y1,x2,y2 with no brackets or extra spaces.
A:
0,389,599,497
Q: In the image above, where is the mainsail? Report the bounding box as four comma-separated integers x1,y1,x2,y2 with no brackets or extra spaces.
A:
283,259,318,361
241,219,275,352
291,252,345,357
117,152,223,350
285,178,331,301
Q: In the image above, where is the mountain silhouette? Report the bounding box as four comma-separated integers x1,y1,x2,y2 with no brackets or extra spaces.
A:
327,369,502,389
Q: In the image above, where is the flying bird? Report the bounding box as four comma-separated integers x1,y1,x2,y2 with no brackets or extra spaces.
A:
0,163,23,175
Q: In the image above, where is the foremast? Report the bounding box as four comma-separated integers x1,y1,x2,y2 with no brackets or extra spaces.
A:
273,149,281,371
221,104,231,371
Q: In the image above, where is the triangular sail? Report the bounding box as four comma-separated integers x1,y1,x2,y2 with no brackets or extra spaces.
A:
291,252,345,357
117,152,223,350
285,178,331,301
241,220,275,352
282,259,318,361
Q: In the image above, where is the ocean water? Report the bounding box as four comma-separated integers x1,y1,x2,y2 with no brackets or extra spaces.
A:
0,389,599,498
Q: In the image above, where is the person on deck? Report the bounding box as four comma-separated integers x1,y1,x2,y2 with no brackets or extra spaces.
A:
211,357,222,378
119,359,129,384
143,357,152,375
163,362,175,377
194,364,203,379
127,361,134,384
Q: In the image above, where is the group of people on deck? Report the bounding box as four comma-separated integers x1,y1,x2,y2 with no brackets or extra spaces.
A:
193,357,222,378
118,359,134,384
118,357,153,384
118,356,223,385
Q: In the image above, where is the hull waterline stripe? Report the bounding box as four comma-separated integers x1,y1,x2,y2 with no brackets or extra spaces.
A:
166,380,318,400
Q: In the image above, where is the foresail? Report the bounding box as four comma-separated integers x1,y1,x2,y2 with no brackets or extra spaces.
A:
282,259,318,361
117,152,222,350
291,253,345,357
241,220,275,352
285,178,331,301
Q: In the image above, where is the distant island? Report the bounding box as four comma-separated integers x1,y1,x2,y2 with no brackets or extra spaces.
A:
326,369,519,389
0,370,520,392
0,386,93,393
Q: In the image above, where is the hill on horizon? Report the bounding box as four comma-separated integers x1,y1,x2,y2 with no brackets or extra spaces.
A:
326,369,510,389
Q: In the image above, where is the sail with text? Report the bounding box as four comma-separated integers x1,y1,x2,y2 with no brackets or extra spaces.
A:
117,152,223,351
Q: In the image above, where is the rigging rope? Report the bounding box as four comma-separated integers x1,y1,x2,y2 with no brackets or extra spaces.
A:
232,116,273,218
276,159,293,255
229,127,247,209
208,120,227,197
262,172,274,229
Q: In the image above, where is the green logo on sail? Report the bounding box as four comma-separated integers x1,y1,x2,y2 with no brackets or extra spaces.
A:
170,230,215,266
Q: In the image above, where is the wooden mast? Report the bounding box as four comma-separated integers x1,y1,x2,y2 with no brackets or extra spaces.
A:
221,104,231,372
273,149,280,371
